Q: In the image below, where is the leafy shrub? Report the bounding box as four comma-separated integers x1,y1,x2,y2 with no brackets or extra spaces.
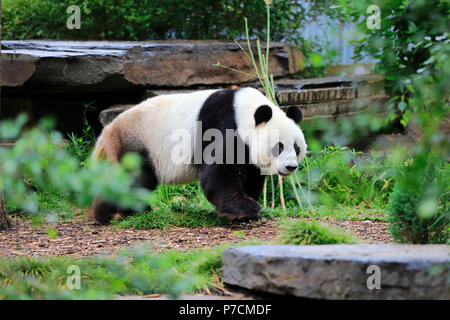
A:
279,219,357,245
339,0,449,92
338,0,449,125
336,0,449,243
2,0,334,42
0,115,151,222
388,157,449,244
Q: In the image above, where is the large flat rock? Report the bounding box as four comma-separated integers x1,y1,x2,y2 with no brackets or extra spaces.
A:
1,40,302,90
222,244,450,300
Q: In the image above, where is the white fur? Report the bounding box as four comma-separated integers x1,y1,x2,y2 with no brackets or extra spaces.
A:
107,89,218,184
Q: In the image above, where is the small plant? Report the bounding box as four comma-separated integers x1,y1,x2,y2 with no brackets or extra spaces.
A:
279,219,357,245
233,230,245,238
46,226,58,239
66,102,97,162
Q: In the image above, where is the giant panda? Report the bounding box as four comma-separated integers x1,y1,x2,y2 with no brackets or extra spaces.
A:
89,87,307,224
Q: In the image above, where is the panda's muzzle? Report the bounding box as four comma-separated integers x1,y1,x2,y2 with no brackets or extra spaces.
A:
285,165,298,172
278,165,297,176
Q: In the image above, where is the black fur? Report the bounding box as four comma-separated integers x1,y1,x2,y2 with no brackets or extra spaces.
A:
294,143,301,156
91,149,157,225
135,150,159,191
286,106,303,123
197,89,266,220
254,104,273,126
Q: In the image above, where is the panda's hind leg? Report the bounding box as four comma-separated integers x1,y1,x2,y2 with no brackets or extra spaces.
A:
88,200,126,225
89,151,158,225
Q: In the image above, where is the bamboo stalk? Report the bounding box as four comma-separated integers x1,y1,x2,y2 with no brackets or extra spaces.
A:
278,175,286,210
263,179,267,208
214,2,304,212
289,175,303,209
305,156,312,206
270,174,275,209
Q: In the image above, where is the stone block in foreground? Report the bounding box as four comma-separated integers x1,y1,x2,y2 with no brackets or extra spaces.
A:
222,244,449,300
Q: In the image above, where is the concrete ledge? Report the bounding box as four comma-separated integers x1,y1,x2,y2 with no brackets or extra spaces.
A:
222,244,450,300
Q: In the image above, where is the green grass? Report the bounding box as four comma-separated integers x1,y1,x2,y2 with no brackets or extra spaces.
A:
0,242,261,300
8,191,76,222
112,203,386,230
271,146,394,210
112,182,228,229
112,201,225,229
278,219,358,245
34,192,76,219
261,205,386,222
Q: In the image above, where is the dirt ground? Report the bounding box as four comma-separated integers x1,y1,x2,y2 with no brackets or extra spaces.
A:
0,215,392,257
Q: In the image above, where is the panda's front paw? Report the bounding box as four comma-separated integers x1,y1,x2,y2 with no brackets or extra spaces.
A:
218,197,261,221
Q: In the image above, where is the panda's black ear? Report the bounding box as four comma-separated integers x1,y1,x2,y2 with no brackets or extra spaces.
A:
254,105,273,126
286,106,303,123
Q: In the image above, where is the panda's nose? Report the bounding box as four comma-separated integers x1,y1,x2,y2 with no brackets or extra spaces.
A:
285,165,297,172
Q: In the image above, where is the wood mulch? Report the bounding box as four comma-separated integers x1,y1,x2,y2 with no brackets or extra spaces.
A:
0,215,392,258
327,220,392,244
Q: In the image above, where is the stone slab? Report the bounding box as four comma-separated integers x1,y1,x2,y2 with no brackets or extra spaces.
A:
98,104,135,127
1,40,302,90
222,244,450,300
274,74,384,88
98,75,388,126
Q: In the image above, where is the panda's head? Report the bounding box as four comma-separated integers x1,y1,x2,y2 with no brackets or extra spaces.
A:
235,88,308,176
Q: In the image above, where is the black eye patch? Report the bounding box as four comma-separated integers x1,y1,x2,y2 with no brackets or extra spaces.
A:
294,143,301,156
272,142,284,157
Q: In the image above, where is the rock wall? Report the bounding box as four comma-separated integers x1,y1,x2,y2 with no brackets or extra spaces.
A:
98,75,389,126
